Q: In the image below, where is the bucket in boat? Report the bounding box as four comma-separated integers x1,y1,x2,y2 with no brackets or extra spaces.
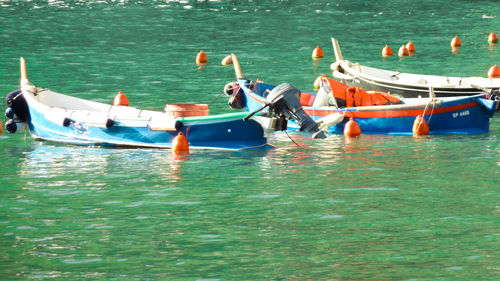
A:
164,104,209,117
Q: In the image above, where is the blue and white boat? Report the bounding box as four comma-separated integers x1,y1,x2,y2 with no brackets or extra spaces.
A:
225,54,498,136
5,58,275,150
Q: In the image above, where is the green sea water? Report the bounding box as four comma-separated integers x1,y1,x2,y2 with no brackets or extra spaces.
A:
1,1,499,280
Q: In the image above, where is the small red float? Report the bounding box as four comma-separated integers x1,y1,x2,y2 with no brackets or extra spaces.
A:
398,44,409,56
312,46,324,59
412,115,429,136
113,91,129,106
488,64,500,78
451,36,461,47
488,32,498,44
171,132,189,155
196,50,207,65
343,118,361,137
406,41,416,53
382,45,393,57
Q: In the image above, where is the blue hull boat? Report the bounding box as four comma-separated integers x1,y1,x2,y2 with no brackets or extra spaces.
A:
5,58,274,150
226,55,497,136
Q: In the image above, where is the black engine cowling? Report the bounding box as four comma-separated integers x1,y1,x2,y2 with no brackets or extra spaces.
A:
6,89,29,122
265,83,325,139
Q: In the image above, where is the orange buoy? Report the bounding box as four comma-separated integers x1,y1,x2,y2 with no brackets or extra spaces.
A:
398,44,409,56
0,119,3,134
113,91,129,106
412,115,429,136
488,64,500,78
196,50,207,65
451,36,461,47
406,41,415,53
312,46,324,59
221,55,233,66
382,45,393,57
171,132,189,154
343,118,361,137
488,32,498,44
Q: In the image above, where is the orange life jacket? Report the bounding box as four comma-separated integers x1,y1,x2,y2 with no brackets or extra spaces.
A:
322,77,402,107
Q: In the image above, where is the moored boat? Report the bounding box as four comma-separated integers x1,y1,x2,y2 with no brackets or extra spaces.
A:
225,54,497,136
5,58,276,150
330,37,500,99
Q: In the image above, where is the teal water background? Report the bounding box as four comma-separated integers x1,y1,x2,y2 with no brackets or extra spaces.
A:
1,1,499,280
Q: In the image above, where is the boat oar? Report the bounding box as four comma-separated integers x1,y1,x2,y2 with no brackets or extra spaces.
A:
231,53,244,79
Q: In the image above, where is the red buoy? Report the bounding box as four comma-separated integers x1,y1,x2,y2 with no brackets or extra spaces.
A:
113,91,129,106
382,45,393,57
196,50,207,65
488,32,498,44
343,118,361,137
488,64,500,78
412,115,429,136
451,36,461,47
171,132,189,155
406,41,416,53
312,46,324,59
398,44,409,56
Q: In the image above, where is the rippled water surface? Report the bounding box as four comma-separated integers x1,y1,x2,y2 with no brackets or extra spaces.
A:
1,1,499,280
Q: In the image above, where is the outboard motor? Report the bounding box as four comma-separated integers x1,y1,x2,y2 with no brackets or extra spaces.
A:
246,83,325,139
6,89,29,122
489,88,500,112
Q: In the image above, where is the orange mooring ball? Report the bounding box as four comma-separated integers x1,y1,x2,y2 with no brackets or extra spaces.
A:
412,115,429,136
343,118,361,137
451,36,461,47
406,41,416,53
196,50,207,65
171,132,189,154
488,64,500,78
312,46,324,59
398,44,409,56
113,91,129,106
382,45,393,57
488,32,498,44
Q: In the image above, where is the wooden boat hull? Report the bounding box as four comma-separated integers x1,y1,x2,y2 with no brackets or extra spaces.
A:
20,86,271,150
236,79,497,135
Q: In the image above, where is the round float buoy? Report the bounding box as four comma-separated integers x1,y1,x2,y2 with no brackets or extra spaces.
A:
412,115,429,136
171,132,189,155
488,32,498,44
196,50,207,65
382,45,393,57
406,41,415,53
488,64,500,78
398,45,409,56
451,36,461,47
343,118,361,137
221,55,233,66
312,46,324,59
113,91,129,106
0,119,3,134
